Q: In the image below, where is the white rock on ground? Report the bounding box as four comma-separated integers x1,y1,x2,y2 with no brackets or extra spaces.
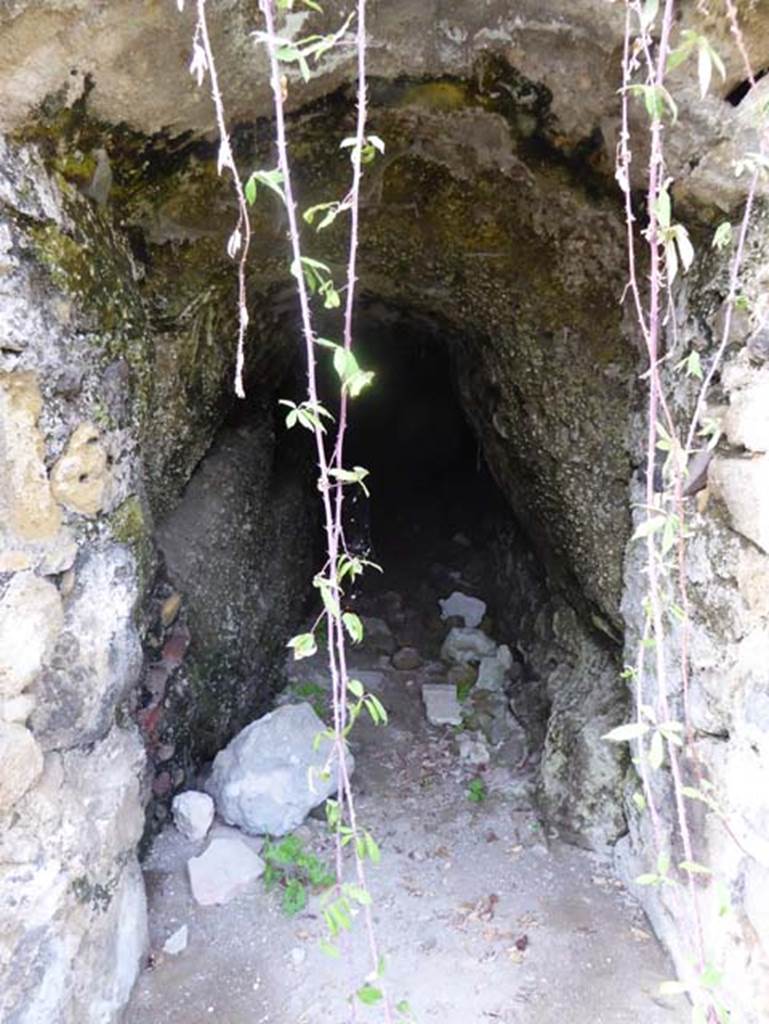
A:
187,837,265,906
206,702,353,836
476,646,512,692
162,925,189,956
438,591,486,628
172,790,214,841
422,683,463,726
441,626,497,664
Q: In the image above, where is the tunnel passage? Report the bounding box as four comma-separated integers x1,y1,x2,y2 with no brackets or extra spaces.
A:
145,295,630,850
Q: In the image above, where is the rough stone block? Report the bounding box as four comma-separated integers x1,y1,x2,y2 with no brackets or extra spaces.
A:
441,626,497,664
206,702,353,837
439,590,487,628
0,370,61,541
711,454,769,553
476,651,510,692
0,572,63,697
723,361,769,452
31,546,142,749
51,421,110,516
0,721,43,811
422,682,463,726
0,692,36,723
172,790,214,842
188,836,265,906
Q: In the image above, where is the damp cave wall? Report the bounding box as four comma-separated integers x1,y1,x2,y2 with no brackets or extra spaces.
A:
1,1,769,1022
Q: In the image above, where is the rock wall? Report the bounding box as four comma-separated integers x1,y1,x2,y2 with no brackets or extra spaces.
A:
615,212,769,1023
0,128,311,1020
0,141,150,1022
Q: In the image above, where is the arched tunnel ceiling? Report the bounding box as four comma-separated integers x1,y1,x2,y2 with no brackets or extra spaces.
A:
5,0,769,629
2,0,769,208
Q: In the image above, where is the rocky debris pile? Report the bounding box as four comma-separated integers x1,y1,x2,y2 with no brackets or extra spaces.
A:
406,598,529,758
205,702,352,837
151,701,355,912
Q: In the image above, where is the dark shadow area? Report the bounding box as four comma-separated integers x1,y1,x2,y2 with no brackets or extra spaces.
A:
725,66,769,106
340,310,512,590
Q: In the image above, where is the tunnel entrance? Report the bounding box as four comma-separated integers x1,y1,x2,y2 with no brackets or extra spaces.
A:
131,309,667,1024
150,295,628,850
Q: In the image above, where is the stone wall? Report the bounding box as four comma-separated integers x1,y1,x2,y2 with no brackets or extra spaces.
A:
0,132,311,1020
0,141,150,1022
615,211,769,1023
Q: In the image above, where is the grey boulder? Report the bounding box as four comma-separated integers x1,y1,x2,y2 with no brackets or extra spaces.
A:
206,702,353,836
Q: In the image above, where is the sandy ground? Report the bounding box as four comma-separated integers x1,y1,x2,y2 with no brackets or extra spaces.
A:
125,632,688,1024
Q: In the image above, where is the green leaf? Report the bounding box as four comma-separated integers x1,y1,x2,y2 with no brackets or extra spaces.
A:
319,940,340,958
365,693,388,725
344,883,372,906
328,465,371,497
283,878,307,915
635,873,661,886
364,831,381,864
698,41,712,98
342,612,363,644
320,280,341,309
632,791,647,812
667,236,680,284
602,722,650,743
357,985,383,1006
288,632,317,660
657,850,670,876
683,351,703,379
347,678,364,699
467,778,487,803
304,201,344,230
674,224,695,274
246,168,285,204
699,963,723,990
345,368,375,398
682,786,713,808
655,188,672,231
668,39,695,71
712,222,733,251
333,346,359,382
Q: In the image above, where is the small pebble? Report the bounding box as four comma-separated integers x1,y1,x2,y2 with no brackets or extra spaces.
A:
163,924,188,956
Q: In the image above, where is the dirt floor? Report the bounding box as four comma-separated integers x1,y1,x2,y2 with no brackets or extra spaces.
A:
125,548,688,1024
